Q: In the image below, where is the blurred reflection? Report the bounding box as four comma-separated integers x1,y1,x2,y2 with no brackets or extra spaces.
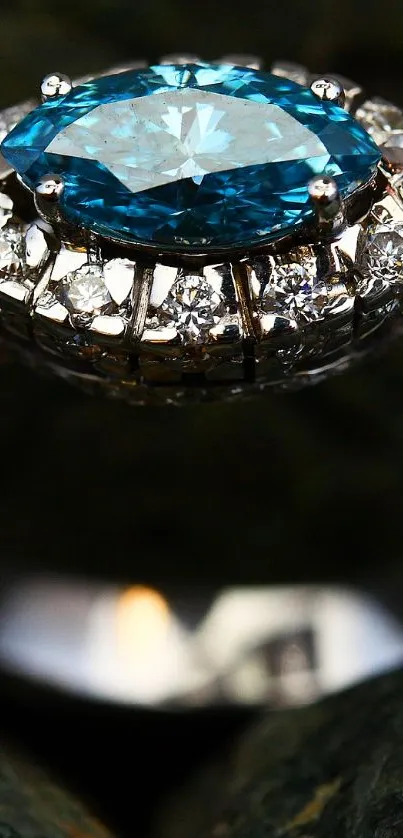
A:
87,585,212,702
0,580,402,707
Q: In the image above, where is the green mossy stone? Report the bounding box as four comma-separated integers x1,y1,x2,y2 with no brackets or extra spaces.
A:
0,745,114,838
158,669,403,838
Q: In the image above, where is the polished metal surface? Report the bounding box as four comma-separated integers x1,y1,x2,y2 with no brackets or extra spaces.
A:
0,58,401,404
308,175,346,239
40,72,73,102
310,76,346,109
34,173,66,223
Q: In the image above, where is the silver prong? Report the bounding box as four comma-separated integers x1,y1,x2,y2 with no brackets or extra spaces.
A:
310,77,346,109
308,175,346,239
41,72,72,102
34,173,65,222
326,74,363,113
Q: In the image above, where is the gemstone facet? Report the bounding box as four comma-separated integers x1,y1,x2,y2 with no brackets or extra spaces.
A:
145,269,226,344
362,221,403,285
161,274,222,343
263,257,350,324
356,98,403,147
264,259,322,322
1,64,381,253
0,225,26,278
59,263,112,313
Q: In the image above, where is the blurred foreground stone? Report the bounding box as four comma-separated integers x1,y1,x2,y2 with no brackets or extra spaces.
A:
0,744,114,838
158,668,403,838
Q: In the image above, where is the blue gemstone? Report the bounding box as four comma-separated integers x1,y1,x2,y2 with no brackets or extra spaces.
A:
1,64,381,252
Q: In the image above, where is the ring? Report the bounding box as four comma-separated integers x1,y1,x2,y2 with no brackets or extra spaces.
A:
0,55,402,405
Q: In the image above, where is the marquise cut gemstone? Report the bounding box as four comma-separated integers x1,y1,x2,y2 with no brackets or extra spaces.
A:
1,63,381,252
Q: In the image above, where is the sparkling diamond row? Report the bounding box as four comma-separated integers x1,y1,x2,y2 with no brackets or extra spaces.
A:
1,208,402,354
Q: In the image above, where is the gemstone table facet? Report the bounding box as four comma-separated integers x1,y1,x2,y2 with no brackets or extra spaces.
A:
1,64,381,253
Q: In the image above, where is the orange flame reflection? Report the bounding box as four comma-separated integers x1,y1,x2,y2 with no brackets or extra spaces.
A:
116,586,171,661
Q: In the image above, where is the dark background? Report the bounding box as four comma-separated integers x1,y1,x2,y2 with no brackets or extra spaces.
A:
1,2,403,835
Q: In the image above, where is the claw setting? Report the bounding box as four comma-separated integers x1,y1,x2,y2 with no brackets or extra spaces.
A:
1,63,379,252
0,57,400,404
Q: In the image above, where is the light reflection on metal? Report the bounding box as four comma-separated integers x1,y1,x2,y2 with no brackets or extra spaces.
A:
0,581,402,708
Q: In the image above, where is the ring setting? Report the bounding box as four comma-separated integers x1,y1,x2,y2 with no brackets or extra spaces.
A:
0,56,402,404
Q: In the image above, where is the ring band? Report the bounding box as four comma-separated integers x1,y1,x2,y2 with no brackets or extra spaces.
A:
0,55,402,405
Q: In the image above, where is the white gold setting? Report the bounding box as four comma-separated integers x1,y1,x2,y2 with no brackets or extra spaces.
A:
246,246,353,353
1,57,403,403
260,257,349,324
0,205,51,309
142,264,240,348
60,264,113,314
34,254,136,340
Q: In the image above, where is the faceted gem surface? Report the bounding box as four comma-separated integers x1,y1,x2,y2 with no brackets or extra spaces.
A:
0,226,26,278
363,221,403,284
161,274,222,342
356,98,403,147
1,63,381,252
264,259,326,322
59,263,112,313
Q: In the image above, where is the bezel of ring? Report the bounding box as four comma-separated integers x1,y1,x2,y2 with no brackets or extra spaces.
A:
0,57,403,402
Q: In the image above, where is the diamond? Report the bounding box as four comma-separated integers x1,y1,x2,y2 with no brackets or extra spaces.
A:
356,98,403,146
263,259,329,323
0,224,26,278
146,272,224,343
362,221,403,285
59,263,112,313
162,275,221,342
1,63,380,252
0,221,48,308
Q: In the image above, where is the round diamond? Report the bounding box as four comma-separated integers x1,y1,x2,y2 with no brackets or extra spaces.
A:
264,260,328,323
0,224,26,277
61,264,112,313
356,98,403,146
161,275,222,343
362,222,403,285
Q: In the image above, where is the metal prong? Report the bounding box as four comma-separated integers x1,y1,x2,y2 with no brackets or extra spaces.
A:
34,173,65,222
41,72,72,102
326,74,364,113
310,77,346,109
308,175,346,239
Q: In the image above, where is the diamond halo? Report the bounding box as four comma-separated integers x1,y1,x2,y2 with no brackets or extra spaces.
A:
0,56,401,403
